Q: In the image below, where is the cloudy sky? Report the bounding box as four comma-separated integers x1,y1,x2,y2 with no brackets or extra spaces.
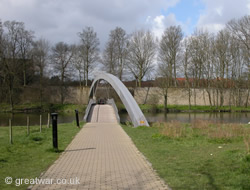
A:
0,0,249,47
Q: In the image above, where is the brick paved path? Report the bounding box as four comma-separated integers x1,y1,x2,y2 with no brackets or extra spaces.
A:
32,105,169,190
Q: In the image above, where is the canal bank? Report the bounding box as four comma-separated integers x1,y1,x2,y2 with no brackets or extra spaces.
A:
0,108,249,127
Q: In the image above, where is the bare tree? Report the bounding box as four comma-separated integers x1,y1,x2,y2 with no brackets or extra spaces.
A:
227,15,250,55
3,21,35,87
181,38,193,110
102,35,116,75
51,42,75,104
0,20,3,64
214,29,232,106
33,38,50,106
1,21,24,110
0,19,3,56
188,29,211,106
72,45,85,88
156,69,170,113
0,20,4,101
78,27,100,86
227,15,250,107
159,25,183,87
112,27,129,80
18,25,34,86
102,27,128,80
127,30,156,87
229,36,247,107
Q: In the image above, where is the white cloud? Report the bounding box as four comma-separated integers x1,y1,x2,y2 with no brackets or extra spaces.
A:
197,0,250,33
152,15,166,39
147,13,189,40
0,0,180,47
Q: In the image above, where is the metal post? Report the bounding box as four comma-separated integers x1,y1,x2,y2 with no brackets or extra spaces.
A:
51,113,58,150
27,116,30,135
75,109,80,127
9,119,12,144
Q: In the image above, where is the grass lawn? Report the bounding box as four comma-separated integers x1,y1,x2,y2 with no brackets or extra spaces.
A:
0,122,82,190
123,122,250,190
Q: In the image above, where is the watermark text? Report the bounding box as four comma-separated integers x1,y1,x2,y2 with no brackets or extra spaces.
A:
5,176,80,186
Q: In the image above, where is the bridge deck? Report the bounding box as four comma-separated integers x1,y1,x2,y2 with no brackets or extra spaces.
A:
89,104,118,123
32,105,168,189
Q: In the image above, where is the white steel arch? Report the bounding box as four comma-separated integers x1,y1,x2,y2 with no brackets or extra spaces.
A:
89,72,149,127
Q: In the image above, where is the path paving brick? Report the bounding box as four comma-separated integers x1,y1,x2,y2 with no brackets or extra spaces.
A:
32,105,169,190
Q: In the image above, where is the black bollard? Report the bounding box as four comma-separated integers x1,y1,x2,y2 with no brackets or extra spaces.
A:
75,109,80,127
51,113,58,150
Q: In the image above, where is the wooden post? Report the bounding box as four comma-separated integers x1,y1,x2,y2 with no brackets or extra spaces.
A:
27,116,30,135
9,119,13,144
40,115,42,132
47,113,50,128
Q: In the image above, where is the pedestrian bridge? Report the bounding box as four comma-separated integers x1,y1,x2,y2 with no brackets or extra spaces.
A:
32,73,169,190
84,72,149,127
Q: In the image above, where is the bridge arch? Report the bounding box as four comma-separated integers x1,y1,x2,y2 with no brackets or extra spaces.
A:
88,72,149,127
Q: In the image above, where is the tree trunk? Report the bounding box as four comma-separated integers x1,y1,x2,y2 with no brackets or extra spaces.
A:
85,70,88,87
164,93,168,113
188,88,191,110
206,89,212,108
84,68,86,87
193,88,197,106
174,60,177,87
60,73,64,104
245,88,250,108
220,89,224,107
79,71,82,88
216,89,219,108
23,70,26,87
39,74,43,107
119,60,123,81
238,88,241,106
139,66,142,87
138,79,141,88
60,85,64,104
9,86,13,112
23,60,27,87
143,87,150,104
229,88,232,111
203,89,206,106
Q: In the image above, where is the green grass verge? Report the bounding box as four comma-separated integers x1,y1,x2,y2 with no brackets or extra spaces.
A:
0,122,83,190
122,123,250,190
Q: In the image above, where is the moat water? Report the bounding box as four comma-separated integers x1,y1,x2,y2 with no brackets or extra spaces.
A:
0,112,249,126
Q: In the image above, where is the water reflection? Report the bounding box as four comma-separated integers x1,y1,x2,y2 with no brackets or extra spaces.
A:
0,112,249,127
0,112,85,127
120,112,250,124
